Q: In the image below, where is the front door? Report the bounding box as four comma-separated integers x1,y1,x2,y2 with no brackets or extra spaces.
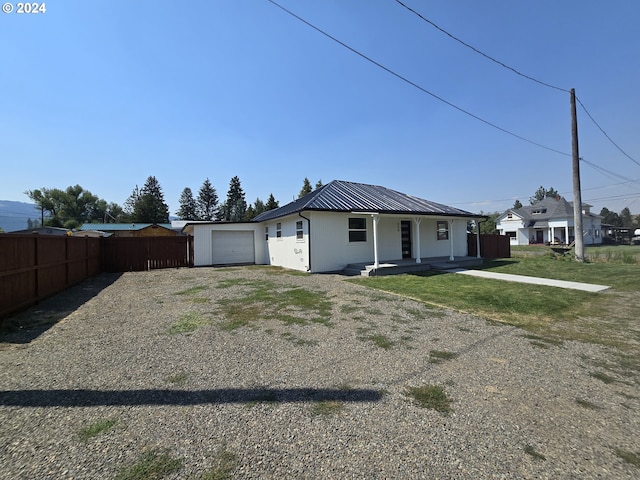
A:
401,221,412,259
535,230,544,244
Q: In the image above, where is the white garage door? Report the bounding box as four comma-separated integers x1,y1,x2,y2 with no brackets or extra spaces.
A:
211,231,255,265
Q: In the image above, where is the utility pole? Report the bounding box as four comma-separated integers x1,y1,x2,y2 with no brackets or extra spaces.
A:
570,88,585,262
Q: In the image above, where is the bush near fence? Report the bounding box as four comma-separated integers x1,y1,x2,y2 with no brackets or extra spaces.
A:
0,234,193,319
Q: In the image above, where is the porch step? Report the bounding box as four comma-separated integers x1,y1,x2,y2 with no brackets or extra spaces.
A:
342,264,368,276
430,262,461,271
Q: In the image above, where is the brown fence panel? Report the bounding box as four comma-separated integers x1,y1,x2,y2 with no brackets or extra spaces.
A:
102,236,192,272
467,234,511,259
0,235,102,318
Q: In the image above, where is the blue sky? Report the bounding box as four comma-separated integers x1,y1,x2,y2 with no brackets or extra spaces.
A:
1,0,639,218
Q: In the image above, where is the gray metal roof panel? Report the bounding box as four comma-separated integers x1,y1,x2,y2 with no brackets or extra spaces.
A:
253,180,481,222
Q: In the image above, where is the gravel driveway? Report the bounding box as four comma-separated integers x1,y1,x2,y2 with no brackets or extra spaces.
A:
1,266,638,479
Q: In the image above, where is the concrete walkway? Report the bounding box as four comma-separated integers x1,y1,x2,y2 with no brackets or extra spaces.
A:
450,269,610,292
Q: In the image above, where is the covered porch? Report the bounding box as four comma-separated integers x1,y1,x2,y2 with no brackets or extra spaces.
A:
342,255,484,276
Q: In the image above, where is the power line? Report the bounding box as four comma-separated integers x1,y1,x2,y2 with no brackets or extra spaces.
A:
393,0,569,93
575,97,640,168
580,158,640,185
393,0,640,169
266,0,571,157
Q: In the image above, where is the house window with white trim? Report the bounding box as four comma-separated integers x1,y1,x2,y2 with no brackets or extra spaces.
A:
348,217,367,242
265,226,269,241
276,222,282,238
437,221,449,240
296,220,304,241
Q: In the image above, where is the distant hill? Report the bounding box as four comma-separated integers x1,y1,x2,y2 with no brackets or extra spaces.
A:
0,200,40,232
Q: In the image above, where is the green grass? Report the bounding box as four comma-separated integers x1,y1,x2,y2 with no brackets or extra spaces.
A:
215,278,332,330
429,350,458,364
165,372,189,385
524,445,547,461
575,398,601,410
169,311,210,334
350,256,640,354
367,333,395,349
613,448,640,467
201,450,239,480
78,419,117,441
114,449,183,480
590,371,616,384
404,385,452,413
311,400,345,416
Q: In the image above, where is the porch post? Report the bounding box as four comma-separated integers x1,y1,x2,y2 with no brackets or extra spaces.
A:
414,217,422,263
449,219,455,261
565,225,569,244
475,223,481,259
551,226,555,244
372,214,380,268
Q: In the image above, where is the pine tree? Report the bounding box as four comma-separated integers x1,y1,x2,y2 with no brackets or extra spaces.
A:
513,199,523,209
177,187,198,220
253,198,265,217
197,178,218,221
265,193,279,211
133,176,169,223
315,180,323,190
299,177,313,198
221,176,247,222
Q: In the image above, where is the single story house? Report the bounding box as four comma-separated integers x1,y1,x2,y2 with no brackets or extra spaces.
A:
496,196,603,246
183,180,486,273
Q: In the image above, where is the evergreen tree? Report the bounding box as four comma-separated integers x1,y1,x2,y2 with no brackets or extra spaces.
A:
315,180,323,190
197,178,218,221
244,204,256,221
253,198,265,217
132,176,169,223
620,207,633,227
265,193,279,211
513,199,523,209
177,187,198,220
529,186,558,204
221,176,247,222
123,186,140,220
299,177,312,198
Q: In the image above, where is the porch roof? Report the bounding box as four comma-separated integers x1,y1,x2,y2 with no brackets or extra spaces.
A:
253,180,485,223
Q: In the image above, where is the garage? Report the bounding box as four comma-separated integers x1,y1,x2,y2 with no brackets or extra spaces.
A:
211,230,255,265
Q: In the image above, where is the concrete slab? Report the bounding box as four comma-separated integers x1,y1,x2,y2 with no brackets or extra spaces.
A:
449,269,610,292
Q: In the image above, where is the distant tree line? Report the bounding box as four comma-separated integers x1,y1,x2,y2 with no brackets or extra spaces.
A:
24,176,323,229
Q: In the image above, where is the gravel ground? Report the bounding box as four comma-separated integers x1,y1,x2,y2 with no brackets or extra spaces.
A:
0,266,638,479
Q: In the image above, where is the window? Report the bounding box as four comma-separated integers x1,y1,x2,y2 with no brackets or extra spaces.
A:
595,229,600,238
507,213,513,219
276,222,282,238
348,217,367,242
296,220,304,240
506,231,517,238
265,226,269,241
437,221,449,240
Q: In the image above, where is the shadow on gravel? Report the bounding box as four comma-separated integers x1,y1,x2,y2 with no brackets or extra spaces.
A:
0,272,122,345
0,388,384,407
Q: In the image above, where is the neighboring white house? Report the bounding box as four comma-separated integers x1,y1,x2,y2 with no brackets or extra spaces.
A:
182,180,486,273
496,196,603,246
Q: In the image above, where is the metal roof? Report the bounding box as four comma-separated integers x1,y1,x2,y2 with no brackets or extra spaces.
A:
78,223,173,231
252,180,482,222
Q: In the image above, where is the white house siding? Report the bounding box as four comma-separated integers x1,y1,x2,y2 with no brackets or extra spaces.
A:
264,216,309,272
417,218,469,258
191,223,265,267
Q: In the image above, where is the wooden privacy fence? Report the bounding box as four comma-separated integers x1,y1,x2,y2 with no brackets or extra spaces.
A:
0,234,193,319
101,236,194,272
0,235,101,318
467,233,511,259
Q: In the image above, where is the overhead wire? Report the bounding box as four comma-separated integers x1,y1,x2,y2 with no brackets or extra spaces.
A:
393,0,640,169
393,0,569,93
266,0,571,157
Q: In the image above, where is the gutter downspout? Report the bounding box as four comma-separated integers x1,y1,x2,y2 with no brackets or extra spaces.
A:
299,212,311,272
